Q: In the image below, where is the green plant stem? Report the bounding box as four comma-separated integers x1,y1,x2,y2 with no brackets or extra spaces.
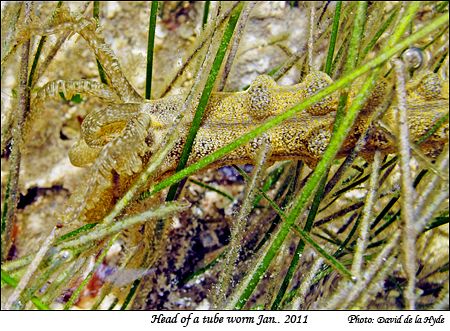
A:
434,50,449,72
416,187,449,235
324,1,341,75
120,278,141,310
28,37,46,87
271,174,327,309
58,202,188,249
202,1,211,29
417,113,449,145
252,163,286,207
291,224,353,280
145,1,158,99
1,254,33,273
217,2,256,91
425,215,449,232
158,2,239,98
5,227,56,310
422,25,449,51
57,223,98,243
216,139,270,309
233,166,286,219
108,297,119,310
435,1,449,12
27,2,63,88
335,213,360,255
1,270,50,310
326,230,400,309
243,165,297,254
371,168,427,239
63,235,119,310
335,1,367,130
330,32,349,77
93,1,100,18
41,258,86,306
19,250,71,308
360,7,398,62
415,150,448,214
90,244,137,310
189,179,234,201
179,250,226,286
232,166,352,285
331,156,397,198
2,224,97,274
165,2,244,201
314,201,364,227
323,104,394,198
93,1,108,84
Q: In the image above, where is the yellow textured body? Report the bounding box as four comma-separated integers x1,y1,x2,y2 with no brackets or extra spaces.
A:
62,71,448,222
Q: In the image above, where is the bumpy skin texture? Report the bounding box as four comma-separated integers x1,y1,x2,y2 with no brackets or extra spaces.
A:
59,71,448,222
26,8,447,223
